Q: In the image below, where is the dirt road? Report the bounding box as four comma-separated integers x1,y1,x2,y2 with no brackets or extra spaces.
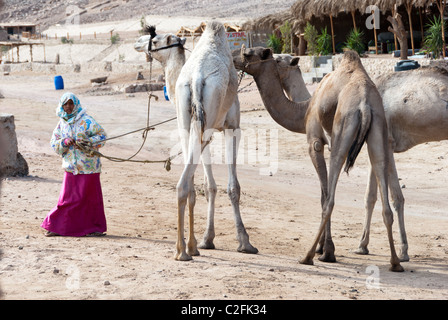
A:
1,69,447,301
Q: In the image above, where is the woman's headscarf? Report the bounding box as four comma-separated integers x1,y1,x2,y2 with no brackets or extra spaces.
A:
56,92,83,123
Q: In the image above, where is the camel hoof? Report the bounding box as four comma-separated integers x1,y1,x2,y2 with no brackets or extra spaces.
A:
198,241,215,250
187,248,200,257
318,252,336,263
315,246,323,254
299,257,314,265
399,253,410,262
389,263,404,272
354,247,369,255
175,252,193,261
238,244,258,254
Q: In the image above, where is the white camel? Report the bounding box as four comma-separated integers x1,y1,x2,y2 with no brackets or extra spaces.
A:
134,26,186,104
135,23,258,260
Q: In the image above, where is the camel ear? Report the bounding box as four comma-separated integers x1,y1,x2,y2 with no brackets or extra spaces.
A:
166,35,172,45
180,37,186,46
290,57,300,66
262,48,272,60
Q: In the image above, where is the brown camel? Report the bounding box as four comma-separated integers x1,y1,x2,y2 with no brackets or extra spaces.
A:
268,55,448,262
232,47,404,271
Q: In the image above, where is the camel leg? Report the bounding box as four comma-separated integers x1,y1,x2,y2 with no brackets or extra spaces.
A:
226,129,258,254
187,175,200,256
356,150,408,261
175,123,202,261
366,121,404,272
355,164,377,255
176,164,197,261
308,139,335,262
199,159,217,249
301,109,369,266
300,144,347,266
387,150,409,261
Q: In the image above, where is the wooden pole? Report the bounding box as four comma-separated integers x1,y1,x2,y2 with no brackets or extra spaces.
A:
419,7,424,45
30,44,33,62
330,15,336,54
405,2,415,56
351,10,357,32
392,7,398,51
373,10,378,54
436,0,446,58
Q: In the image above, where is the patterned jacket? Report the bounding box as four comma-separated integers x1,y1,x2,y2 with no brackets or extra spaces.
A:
51,108,107,175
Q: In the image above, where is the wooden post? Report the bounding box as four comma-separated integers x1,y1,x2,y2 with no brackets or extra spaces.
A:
373,9,378,54
419,7,424,46
351,10,357,32
330,15,336,54
392,7,398,52
30,44,33,62
405,1,415,56
436,0,446,58
16,45,19,63
94,31,96,39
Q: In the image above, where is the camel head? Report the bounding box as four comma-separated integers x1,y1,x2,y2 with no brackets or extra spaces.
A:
133,27,186,63
231,46,274,76
273,53,302,81
273,54,301,73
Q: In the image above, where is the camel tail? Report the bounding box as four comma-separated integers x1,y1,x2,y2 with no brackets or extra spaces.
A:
191,75,205,143
344,104,372,174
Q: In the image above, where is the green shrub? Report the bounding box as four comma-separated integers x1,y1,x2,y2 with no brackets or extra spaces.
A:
266,33,283,54
424,15,445,59
317,27,332,55
279,21,292,53
61,36,73,44
345,29,365,55
110,33,120,44
304,22,319,56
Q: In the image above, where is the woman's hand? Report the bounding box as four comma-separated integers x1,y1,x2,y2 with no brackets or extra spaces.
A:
63,138,76,147
76,138,92,149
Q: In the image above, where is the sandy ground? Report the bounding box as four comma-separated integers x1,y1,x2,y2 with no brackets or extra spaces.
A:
0,66,448,302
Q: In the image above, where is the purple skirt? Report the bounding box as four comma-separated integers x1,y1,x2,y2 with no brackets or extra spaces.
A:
41,172,107,237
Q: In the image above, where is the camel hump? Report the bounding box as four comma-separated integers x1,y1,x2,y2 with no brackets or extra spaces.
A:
342,50,361,63
205,21,225,35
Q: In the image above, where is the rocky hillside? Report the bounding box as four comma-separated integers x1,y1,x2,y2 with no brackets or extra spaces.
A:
0,0,296,31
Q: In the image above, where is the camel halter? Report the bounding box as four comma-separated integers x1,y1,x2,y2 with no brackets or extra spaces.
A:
239,44,275,72
149,42,184,53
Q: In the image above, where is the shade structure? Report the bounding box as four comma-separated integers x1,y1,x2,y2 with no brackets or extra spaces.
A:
291,0,437,20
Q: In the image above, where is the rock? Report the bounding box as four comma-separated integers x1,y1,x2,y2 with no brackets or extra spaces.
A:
0,114,29,177
136,71,144,80
90,76,108,84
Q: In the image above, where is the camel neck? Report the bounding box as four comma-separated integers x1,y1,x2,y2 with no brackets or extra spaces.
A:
253,59,309,134
164,51,186,102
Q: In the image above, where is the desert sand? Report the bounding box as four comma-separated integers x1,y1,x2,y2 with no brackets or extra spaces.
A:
1,66,447,302
0,15,447,302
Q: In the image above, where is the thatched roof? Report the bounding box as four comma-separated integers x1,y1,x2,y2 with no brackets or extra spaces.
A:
291,0,438,20
242,9,302,33
243,0,441,34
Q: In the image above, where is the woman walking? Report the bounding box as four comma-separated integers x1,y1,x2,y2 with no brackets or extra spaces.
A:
42,92,107,237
